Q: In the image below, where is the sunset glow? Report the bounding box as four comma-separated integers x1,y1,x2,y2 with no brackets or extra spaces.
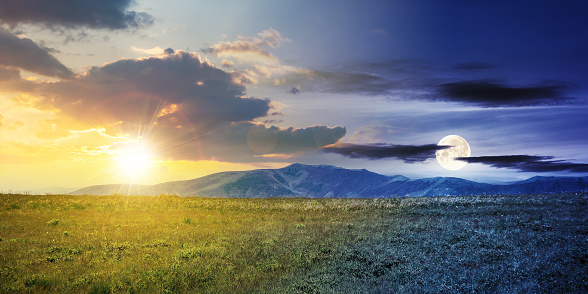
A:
115,147,154,179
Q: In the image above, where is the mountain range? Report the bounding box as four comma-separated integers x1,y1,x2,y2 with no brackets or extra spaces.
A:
69,163,588,197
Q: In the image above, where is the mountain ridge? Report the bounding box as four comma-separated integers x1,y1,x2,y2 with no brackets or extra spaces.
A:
70,163,588,197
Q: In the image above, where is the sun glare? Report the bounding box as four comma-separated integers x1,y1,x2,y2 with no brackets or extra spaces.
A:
116,147,154,179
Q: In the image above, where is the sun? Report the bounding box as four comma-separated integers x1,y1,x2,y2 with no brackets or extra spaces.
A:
115,147,154,178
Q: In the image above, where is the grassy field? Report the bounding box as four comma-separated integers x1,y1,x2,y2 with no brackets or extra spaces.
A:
1,193,587,293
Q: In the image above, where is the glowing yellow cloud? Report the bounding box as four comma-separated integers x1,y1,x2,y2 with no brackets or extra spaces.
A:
131,46,165,55
157,103,180,117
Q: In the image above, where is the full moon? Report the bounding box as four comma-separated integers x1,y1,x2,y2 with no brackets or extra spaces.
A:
436,135,471,170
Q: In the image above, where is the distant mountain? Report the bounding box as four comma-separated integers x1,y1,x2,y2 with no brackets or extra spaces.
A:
26,186,80,195
70,163,588,197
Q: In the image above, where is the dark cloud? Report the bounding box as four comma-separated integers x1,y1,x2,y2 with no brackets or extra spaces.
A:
294,60,578,108
151,122,346,162
0,28,74,78
321,143,449,163
0,0,153,30
262,119,283,124
437,81,569,107
38,51,270,129
9,50,346,162
0,66,20,81
288,86,300,95
163,48,175,54
458,155,588,173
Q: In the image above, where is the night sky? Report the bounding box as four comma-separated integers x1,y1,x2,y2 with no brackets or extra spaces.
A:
1,0,587,191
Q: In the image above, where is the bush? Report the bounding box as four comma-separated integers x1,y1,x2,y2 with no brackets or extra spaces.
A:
47,219,59,226
6,204,20,210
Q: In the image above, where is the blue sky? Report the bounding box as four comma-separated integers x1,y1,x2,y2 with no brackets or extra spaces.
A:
1,0,588,190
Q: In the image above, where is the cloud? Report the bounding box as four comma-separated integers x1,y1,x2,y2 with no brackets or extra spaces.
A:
0,0,153,30
0,28,74,78
8,50,345,163
131,46,165,55
0,113,26,130
321,143,450,163
150,122,346,162
34,51,270,130
0,113,6,128
221,60,234,68
457,155,588,173
204,29,309,86
437,80,570,107
129,46,174,56
288,85,301,95
306,70,402,96
291,60,578,108
0,66,20,81
204,28,289,64
297,60,427,97
345,125,398,143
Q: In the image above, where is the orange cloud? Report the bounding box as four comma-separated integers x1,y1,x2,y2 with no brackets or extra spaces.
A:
205,28,289,64
1,50,345,166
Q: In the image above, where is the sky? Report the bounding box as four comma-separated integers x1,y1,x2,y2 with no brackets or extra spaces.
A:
1,0,588,192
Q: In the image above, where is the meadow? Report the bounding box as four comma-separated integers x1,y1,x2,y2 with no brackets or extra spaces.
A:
1,193,587,293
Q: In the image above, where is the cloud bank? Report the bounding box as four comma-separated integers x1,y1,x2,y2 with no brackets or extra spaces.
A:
37,51,270,127
458,155,588,173
167,123,347,162
6,49,345,162
0,0,153,30
0,28,74,78
322,143,449,163
437,81,569,107
291,60,577,108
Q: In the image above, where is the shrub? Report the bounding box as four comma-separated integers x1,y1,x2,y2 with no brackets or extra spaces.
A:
183,217,192,224
6,204,20,210
47,219,59,226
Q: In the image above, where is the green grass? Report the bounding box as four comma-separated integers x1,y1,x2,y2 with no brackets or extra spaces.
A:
0,193,586,293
